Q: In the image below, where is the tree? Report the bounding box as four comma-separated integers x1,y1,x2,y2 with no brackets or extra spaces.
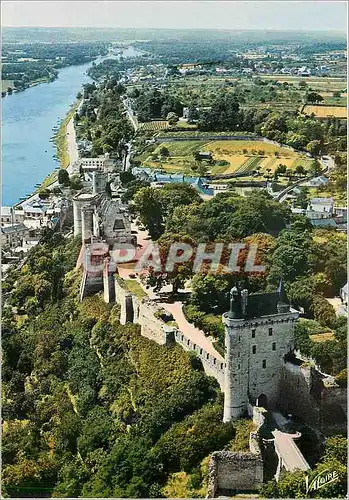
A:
308,160,322,177
306,92,324,104
145,234,195,296
306,139,322,156
58,169,70,186
133,187,164,239
294,165,307,177
159,146,170,157
187,107,199,123
38,189,50,199
70,175,83,191
166,112,179,125
312,296,336,329
275,164,287,176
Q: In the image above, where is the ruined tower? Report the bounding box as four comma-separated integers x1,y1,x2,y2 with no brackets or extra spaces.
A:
222,282,298,422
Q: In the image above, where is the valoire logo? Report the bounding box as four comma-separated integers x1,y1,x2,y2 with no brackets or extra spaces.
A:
305,469,339,494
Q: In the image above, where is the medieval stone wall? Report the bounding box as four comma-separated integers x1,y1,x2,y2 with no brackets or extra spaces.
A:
174,329,225,390
114,277,225,387
207,439,263,497
279,361,347,434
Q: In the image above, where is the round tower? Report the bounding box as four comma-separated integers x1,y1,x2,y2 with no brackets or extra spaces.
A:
222,287,249,422
81,205,94,242
73,193,96,237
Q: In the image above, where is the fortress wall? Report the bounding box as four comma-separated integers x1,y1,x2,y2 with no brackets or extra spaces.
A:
138,300,173,345
114,276,225,387
207,446,263,497
320,385,347,433
174,329,225,389
279,362,321,426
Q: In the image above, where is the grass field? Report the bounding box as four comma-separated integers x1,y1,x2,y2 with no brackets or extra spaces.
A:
302,105,347,119
144,140,312,176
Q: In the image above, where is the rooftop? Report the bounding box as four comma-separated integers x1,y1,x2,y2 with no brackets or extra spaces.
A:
1,223,28,235
310,197,334,205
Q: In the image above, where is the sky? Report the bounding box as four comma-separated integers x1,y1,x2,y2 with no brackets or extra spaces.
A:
1,1,347,31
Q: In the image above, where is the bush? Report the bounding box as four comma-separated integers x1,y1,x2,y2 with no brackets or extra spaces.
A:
334,368,347,387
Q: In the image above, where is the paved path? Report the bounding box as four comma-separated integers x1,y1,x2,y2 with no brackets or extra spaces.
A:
160,301,224,361
272,429,310,473
116,222,223,361
122,97,138,131
66,115,79,166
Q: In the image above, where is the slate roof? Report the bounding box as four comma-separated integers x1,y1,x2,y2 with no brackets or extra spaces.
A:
1,223,28,235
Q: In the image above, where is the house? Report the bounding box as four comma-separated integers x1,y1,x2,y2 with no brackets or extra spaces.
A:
182,106,212,119
307,197,334,217
22,203,47,220
79,154,117,173
297,66,311,77
1,206,13,226
197,151,212,161
334,206,347,220
1,223,29,248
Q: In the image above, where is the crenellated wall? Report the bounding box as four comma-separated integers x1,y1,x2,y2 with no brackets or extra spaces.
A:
114,276,226,387
174,329,225,389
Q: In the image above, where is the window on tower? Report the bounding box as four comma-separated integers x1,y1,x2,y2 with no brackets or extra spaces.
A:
252,345,257,354
272,342,276,351
262,359,266,368
268,327,273,336
252,329,256,338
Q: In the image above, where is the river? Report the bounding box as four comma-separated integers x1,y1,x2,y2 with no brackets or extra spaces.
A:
2,46,140,206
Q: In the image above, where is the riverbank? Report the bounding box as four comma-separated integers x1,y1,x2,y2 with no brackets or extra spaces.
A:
38,100,80,191
54,99,80,169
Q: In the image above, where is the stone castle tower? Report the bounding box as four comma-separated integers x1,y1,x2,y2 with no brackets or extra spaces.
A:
222,282,298,422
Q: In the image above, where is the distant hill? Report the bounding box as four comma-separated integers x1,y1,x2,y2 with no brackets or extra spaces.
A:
2,26,347,44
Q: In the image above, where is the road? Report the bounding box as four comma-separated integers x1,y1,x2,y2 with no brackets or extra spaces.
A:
122,97,139,131
276,155,335,203
66,114,79,167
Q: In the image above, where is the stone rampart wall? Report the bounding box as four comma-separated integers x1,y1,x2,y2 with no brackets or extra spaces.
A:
280,361,347,433
207,438,263,497
174,329,225,389
114,276,225,387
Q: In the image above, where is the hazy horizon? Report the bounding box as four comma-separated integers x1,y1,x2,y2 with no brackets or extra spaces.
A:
2,1,347,32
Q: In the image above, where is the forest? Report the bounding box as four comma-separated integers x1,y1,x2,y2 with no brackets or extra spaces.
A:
2,42,108,90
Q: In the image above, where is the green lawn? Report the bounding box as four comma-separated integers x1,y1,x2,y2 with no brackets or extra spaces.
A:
124,279,147,300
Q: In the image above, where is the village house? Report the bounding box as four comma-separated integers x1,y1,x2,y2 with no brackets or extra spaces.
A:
1,223,30,248
307,197,334,217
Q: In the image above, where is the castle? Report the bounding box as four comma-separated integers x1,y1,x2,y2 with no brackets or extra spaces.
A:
72,168,136,301
222,282,299,421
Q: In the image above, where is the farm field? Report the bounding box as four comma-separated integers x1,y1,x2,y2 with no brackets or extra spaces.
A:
260,75,346,91
138,120,169,131
142,139,313,176
302,105,347,119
